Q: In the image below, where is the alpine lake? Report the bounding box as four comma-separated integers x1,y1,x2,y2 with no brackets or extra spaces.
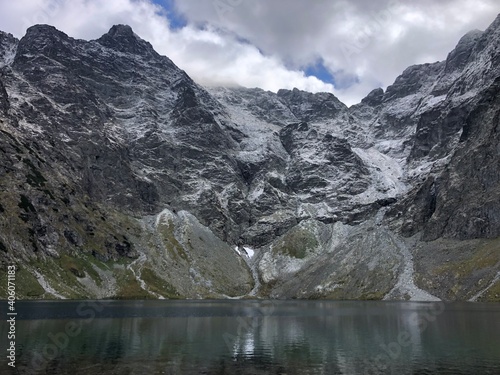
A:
1,300,499,374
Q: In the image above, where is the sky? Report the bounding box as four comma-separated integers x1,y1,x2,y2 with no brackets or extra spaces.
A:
0,0,498,106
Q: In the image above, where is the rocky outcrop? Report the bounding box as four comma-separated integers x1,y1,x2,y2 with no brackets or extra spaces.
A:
0,31,17,69
424,77,500,241
0,16,499,301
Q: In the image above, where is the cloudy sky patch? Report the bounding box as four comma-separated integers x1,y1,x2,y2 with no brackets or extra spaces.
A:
0,0,498,105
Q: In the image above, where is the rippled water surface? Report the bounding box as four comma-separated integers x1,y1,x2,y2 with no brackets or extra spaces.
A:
1,300,499,374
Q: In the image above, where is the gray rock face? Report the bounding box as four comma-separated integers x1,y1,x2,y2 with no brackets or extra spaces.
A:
276,88,347,122
0,31,17,69
424,77,500,240
444,30,484,74
0,16,499,300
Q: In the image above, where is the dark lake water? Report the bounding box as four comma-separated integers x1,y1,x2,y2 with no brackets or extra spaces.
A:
1,300,499,374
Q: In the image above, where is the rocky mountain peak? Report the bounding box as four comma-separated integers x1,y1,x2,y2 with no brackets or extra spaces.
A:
0,30,18,44
0,31,18,68
107,24,135,38
97,24,158,58
489,12,500,30
383,61,444,102
25,24,64,36
277,87,346,122
459,29,484,43
444,29,484,73
13,24,76,66
0,17,499,301
21,24,70,47
360,87,384,107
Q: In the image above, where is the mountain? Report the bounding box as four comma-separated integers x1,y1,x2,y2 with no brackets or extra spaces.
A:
0,17,499,301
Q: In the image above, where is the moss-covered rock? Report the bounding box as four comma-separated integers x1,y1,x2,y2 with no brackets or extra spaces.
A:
272,226,319,259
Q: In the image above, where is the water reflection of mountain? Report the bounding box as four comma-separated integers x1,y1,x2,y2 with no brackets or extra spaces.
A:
8,301,500,374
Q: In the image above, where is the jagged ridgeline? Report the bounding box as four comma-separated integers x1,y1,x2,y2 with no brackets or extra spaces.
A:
0,17,499,300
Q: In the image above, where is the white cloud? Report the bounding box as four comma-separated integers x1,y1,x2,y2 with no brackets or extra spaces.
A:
161,25,335,93
0,0,334,97
0,0,498,106
173,0,499,104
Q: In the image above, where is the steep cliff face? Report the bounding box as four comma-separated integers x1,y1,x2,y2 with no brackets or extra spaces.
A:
0,25,253,299
0,17,499,301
